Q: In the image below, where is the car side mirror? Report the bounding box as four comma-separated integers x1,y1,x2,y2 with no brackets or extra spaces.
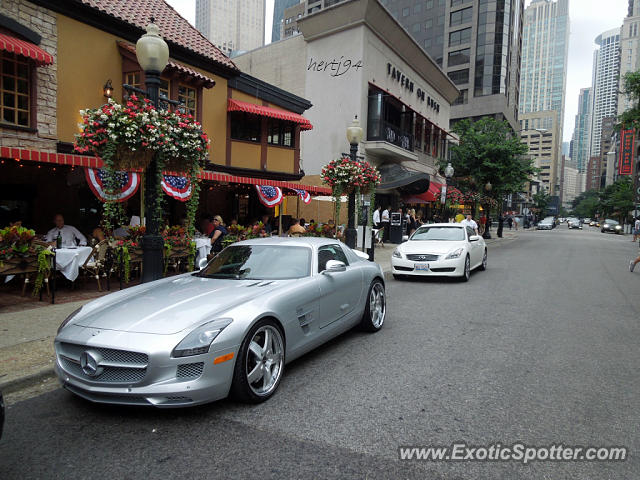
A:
323,260,346,273
469,235,480,242
198,258,208,270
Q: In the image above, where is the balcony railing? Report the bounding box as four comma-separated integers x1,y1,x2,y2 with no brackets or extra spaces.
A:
367,119,413,152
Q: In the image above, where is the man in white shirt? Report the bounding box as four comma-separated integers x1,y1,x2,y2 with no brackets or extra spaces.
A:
372,206,381,228
45,214,87,246
460,214,479,235
381,206,390,241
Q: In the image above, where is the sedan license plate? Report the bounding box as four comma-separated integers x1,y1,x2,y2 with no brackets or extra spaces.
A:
414,263,430,271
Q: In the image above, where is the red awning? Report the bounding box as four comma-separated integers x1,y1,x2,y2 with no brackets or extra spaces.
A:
404,181,443,203
0,33,53,65
0,147,332,195
228,99,313,130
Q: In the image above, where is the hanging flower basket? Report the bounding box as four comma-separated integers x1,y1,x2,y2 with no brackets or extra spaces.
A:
113,145,154,171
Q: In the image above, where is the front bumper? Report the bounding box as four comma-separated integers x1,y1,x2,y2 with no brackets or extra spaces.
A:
54,326,239,408
391,255,465,276
536,225,552,230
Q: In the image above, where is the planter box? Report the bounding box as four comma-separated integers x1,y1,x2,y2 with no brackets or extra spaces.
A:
0,256,39,275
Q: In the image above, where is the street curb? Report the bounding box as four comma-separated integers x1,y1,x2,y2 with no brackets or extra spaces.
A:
0,366,56,394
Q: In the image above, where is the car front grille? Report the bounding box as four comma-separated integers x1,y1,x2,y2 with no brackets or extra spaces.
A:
176,362,204,379
57,342,148,384
430,267,456,272
406,254,440,261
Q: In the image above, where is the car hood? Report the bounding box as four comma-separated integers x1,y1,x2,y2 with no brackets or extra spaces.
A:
399,240,466,254
73,275,283,334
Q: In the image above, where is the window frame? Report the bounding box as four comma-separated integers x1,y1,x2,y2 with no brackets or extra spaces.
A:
0,51,36,131
230,111,262,143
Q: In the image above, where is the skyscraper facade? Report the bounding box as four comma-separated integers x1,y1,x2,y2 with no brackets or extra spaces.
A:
618,0,640,116
590,28,620,158
519,0,569,130
373,0,525,131
273,0,302,42
571,87,591,173
195,0,266,56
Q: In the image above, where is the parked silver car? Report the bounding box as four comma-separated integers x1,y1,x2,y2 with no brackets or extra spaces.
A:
54,238,386,407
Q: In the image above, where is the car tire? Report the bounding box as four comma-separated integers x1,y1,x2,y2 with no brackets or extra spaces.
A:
478,249,487,271
460,255,471,282
359,279,385,332
229,319,285,404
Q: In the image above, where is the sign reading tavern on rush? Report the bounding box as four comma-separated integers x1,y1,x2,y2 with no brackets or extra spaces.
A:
619,129,634,175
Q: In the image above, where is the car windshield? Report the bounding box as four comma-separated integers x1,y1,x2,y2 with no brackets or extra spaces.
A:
604,219,618,225
197,245,311,280
411,226,465,241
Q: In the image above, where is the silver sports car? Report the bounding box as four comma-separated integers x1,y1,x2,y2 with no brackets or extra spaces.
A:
54,237,385,407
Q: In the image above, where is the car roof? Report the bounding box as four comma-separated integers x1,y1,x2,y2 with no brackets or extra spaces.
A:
233,237,343,248
417,223,464,228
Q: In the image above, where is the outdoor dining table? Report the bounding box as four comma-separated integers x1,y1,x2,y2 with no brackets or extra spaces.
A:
55,246,93,281
194,237,211,266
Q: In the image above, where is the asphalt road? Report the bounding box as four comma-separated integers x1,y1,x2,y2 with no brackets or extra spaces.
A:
1,226,639,479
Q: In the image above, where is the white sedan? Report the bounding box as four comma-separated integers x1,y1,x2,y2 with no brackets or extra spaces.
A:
391,223,487,281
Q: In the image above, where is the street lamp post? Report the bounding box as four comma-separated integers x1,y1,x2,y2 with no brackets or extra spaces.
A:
136,20,169,283
345,116,363,249
482,181,492,239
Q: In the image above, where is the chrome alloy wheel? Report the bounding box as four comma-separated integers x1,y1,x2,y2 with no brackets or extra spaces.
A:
369,282,386,328
245,325,284,397
482,250,487,269
464,256,470,281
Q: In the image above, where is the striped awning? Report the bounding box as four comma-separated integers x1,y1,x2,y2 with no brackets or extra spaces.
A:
0,33,53,65
227,98,313,130
0,147,332,195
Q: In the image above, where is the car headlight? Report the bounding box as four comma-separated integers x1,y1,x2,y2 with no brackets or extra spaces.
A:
603,224,609,228
615,225,622,230
392,249,402,258
445,247,464,259
172,318,233,358
57,307,82,334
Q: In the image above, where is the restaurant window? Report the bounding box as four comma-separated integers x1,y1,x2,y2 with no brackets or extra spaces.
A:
125,72,141,88
1,52,30,128
414,116,423,150
178,84,197,117
159,79,170,99
268,120,295,148
230,112,261,142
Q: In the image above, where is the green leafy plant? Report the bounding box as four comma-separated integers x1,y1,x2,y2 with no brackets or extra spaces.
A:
33,247,53,297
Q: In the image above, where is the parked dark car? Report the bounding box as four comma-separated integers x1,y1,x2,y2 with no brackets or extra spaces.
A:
601,219,622,234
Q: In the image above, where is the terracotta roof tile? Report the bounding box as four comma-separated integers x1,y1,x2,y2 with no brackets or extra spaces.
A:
79,0,238,71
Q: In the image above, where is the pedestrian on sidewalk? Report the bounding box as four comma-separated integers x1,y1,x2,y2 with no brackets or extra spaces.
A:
507,216,513,230
513,215,519,230
381,206,390,242
497,213,504,238
633,217,640,242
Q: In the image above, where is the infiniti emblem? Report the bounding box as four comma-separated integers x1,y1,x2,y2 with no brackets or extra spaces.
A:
80,350,104,377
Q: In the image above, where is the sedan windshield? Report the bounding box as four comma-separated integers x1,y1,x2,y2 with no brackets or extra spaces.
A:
411,226,465,241
604,219,618,225
197,245,311,280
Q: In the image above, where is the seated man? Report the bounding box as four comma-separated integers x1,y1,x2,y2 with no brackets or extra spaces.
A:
287,218,307,236
45,214,87,246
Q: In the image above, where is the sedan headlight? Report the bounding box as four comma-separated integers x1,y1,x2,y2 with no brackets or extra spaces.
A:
615,225,622,230
445,247,464,259
392,249,402,258
172,318,233,358
603,224,609,229
58,307,82,334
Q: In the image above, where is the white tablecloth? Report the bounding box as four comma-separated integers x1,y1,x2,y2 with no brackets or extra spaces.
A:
194,237,211,265
55,247,93,281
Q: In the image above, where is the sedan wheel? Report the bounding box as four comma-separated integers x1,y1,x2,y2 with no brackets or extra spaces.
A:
460,255,470,282
479,249,487,271
359,280,385,332
230,320,285,403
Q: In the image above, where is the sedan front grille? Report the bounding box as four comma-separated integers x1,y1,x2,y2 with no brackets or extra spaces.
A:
406,254,440,261
60,358,147,383
57,342,148,384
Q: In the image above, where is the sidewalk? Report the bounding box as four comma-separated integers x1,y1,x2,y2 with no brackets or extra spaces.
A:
0,229,521,396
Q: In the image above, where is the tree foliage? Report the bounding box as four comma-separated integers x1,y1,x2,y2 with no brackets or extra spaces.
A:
617,71,640,131
571,190,600,219
571,178,634,221
444,118,536,202
532,190,551,215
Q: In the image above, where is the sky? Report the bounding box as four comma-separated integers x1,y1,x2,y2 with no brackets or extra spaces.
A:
169,0,629,142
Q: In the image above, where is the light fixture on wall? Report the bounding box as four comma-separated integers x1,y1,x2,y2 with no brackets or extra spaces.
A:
103,79,113,98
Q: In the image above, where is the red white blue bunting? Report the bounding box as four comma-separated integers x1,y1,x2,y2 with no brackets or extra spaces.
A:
255,185,284,207
85,168,140,202
291,188,311,204
161,174,193,202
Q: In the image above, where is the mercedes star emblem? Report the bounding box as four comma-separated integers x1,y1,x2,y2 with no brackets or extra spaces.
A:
80,350,104,377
